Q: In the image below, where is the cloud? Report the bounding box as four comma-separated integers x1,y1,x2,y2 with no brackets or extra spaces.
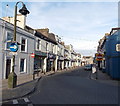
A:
25,2,117,55
0,1,118,55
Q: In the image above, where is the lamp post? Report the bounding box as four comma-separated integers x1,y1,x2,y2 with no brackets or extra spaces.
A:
8,1,30,88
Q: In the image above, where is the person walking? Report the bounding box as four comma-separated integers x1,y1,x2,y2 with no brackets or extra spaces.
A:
90,63,98,79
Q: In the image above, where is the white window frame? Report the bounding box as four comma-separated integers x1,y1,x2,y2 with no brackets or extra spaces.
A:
20,37,27,52
19,58,27,73
6,31,13,50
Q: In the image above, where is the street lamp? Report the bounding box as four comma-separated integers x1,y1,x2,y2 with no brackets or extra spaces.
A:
8,1,30,88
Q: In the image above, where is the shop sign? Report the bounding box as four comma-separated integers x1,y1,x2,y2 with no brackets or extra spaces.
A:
116,44,120,51
35,51,47,57
95,53,104,61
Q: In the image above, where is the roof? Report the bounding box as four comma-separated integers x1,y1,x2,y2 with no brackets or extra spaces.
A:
25,25,34,34
24,27,57,44
35,29,57,45
110,27,120,35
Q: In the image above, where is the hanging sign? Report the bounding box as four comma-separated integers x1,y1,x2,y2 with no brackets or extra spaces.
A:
95,53,104,61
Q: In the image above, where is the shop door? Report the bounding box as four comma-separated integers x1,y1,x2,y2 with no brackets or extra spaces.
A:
6,59,11,79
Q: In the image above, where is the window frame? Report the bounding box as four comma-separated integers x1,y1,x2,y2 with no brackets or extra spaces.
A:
20,37,27,52
6,31,13,50
37,39,41,50
46,42,48,52
20,58,27,73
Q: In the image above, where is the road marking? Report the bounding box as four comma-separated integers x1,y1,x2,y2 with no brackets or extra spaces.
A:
23,98,30,103
13,99,18,104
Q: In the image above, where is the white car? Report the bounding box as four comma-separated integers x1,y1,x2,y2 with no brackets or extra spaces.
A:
84,64,92,70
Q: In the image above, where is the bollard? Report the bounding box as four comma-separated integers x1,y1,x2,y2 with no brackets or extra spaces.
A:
8,72,17,88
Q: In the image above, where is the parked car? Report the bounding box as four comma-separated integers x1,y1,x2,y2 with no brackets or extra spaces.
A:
84,64,92,70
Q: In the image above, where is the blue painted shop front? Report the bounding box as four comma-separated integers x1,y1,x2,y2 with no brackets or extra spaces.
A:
105,30,120,79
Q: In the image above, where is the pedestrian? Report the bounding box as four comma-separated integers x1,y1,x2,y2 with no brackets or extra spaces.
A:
89,64,98,79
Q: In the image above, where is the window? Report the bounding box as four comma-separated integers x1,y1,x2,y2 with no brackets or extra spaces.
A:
6,32,13,49
20,58,26,72
52,44,54,53
53,45,54,53
46,42,48,52
21,37,27,52
37,39,41,50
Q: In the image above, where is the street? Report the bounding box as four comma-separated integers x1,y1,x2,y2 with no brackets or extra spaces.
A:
2,66,119,105
29,67,119,104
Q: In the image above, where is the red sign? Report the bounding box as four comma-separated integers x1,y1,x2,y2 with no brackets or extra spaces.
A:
31,53,35,58
95,53,104,61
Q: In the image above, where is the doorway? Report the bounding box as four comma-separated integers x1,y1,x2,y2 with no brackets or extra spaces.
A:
6,59,11,79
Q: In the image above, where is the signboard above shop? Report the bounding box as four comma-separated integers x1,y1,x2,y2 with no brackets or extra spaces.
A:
35,51,47,57
116,44,120,52
95,53,104,61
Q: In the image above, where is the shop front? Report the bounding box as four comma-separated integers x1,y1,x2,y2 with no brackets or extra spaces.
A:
34,51,47,72
57,56,64,70
64,57,70,69
47,53,56,72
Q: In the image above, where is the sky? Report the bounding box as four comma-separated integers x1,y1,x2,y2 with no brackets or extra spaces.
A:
0,1,118,56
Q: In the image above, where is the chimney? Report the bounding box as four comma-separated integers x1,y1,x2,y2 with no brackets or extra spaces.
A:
2,14,26,29
16,14,26,29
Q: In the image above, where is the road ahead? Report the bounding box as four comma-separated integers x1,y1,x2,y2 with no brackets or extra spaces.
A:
28,67,119,104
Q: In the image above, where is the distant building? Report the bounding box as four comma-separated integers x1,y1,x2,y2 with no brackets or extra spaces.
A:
81,56,93,65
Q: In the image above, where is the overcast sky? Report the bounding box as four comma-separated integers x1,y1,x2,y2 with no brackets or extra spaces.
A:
1,1,118,56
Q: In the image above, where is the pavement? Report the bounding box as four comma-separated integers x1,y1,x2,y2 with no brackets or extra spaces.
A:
1,66,119,104
1,74,41,102
90,69,119,86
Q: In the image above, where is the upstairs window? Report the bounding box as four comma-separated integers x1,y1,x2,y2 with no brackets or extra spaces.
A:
21,37,27,52
46,42,48,52
6,32,13,49
37,39,41,50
